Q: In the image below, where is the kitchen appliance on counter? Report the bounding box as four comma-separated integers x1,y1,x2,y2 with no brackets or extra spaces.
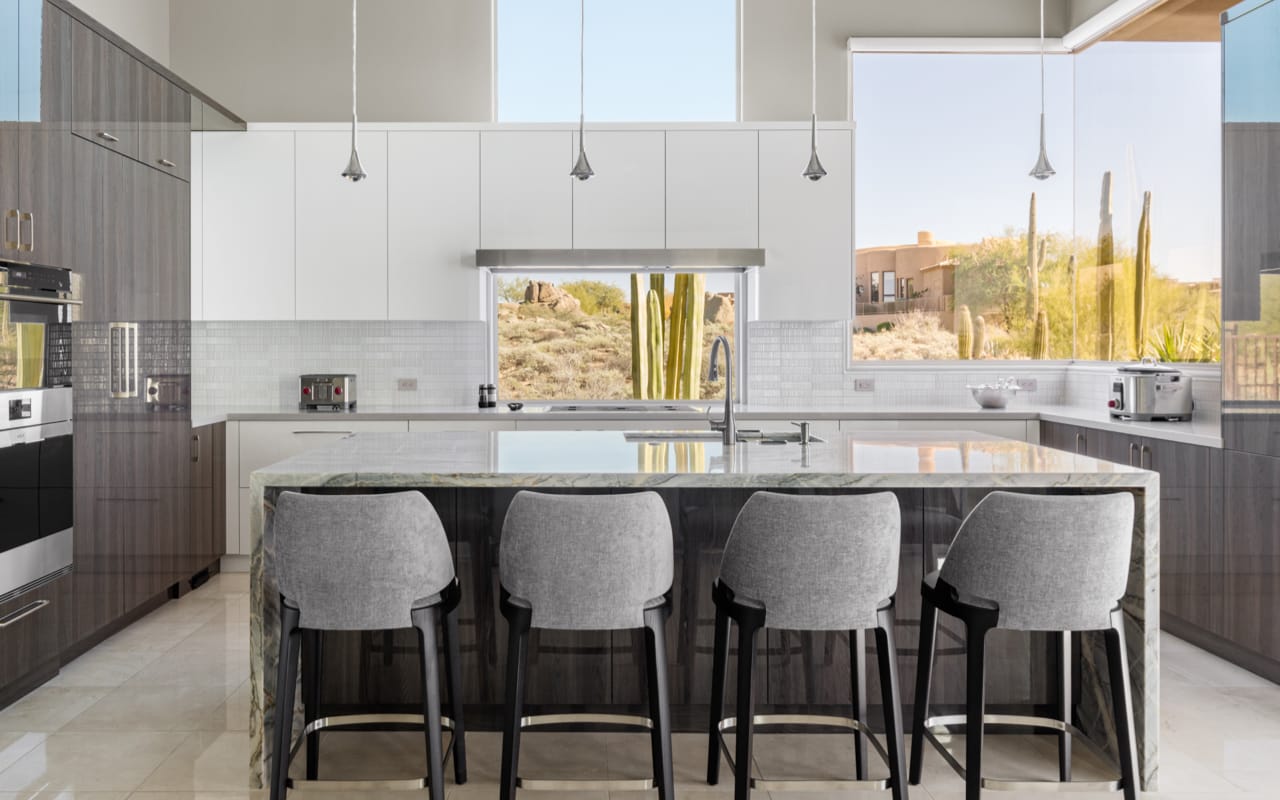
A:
145,374,191,412
0,262,79,392
0,386,72,600
1109,358,1194,421
299,374,357,411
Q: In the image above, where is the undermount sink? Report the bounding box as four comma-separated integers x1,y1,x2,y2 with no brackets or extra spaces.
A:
624,429,824,444
548,404,706,413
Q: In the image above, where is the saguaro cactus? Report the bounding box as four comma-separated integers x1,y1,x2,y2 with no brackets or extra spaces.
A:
1134,191,1153,357
645,289,666,399
630,273,649,399
972,315,986,359
1026,192,1040,321
1097,171,1116,361
677,274,707,399
956,305,973,360
650,274,666,333
664,274,689,400
1033,309,1050,360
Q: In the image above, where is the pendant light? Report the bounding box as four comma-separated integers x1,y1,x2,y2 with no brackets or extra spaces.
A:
570,0,594,180
1028,0,1055,181
341,0,367,182
802,0,826,181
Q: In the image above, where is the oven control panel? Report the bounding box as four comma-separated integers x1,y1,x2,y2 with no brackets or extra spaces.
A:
8,398,31,421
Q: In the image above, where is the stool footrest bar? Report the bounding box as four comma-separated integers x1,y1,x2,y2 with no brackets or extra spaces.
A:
716,713,893,791
514,712,656,792
285,713,456,792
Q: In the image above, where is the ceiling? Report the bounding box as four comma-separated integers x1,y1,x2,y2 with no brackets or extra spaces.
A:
1103,0,1238,41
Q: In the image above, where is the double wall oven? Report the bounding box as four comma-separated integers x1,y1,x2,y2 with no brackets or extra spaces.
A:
0,261,77,600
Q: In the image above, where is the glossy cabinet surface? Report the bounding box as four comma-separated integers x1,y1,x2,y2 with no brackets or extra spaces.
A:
479,130,573,249
1222,449,1280,661
0,573,69,704
665,130,759,249
570,130,665,249
70,18,137,158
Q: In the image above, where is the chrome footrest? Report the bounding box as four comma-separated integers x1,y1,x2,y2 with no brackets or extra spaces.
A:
923,713,1122,792
286,712,455,792
717,713,893,791
515,712,655,792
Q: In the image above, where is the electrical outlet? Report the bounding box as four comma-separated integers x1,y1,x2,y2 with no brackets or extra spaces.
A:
1014,378,1037,392
854,378,875,392
397,378,418,392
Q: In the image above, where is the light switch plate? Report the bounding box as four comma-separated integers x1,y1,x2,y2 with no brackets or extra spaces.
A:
1015,378,1038,392
397,378,418,391
854,378,875,392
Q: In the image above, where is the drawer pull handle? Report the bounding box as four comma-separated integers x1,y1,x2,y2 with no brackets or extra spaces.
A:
0,599,49,628
96,131,120,143
158,158,177,168
291,430,352,435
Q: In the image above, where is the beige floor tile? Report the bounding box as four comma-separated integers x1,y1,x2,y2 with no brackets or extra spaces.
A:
0,688,110,733
0,732,46,773
97,622,206,653
45,647,165,689
128,793,263,800
136,731,251,792
207,681,251,732
0,792,131,799
0,731,181,792
61,684,237,733
122,646,248,689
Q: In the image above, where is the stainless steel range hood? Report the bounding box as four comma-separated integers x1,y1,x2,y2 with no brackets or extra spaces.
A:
475,248,765,269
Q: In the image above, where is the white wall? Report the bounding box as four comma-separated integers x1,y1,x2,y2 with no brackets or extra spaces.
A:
168,0,492,123
70,0,170,65
1071,0,1122,29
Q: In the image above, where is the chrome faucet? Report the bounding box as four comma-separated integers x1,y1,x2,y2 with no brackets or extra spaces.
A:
708,335,736,446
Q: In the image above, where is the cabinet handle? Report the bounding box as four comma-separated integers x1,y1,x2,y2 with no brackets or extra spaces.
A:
0,599,49,628
1140,445,1152,470
2,209,19,250
157,158,177,168
96,130,120,143
291,430,352,435
108,322,140,399
192,433,201,463
1128,442,1138,466
18,211,34,253
1075,432,1085,454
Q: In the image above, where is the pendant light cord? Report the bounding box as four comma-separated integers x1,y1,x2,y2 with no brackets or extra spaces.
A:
1038,0,1045,115
351,0,358,135
811,0,817,118
579,0,586,139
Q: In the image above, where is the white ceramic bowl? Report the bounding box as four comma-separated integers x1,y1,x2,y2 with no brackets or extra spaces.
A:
967,385,1017,409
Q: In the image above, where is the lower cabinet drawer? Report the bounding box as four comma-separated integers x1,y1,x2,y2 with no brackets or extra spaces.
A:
0,573,68,695
238,420,409,487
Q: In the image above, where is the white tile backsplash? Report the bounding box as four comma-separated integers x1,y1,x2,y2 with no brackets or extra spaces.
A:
193,321,487,408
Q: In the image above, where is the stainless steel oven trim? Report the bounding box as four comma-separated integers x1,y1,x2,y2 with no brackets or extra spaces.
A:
0,420,72,449
0,293,83,306
0,528,73,602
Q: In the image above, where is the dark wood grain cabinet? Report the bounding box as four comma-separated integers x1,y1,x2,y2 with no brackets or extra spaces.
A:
1222,450,1280,662
0,573,70,707
138,70,191,182
70,18,138,158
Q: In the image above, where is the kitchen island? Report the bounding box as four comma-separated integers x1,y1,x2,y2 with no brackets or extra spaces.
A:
247,430,1159,789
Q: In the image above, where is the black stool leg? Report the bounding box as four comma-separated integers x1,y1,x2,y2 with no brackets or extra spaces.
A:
412,605,446,800
645,605,675,800
876,607,909,800
964,619,992,800
1106,609,1140,800
850,627,868,781
909,599,938,785
499,598,532,800
734,616,762,800
301,629,322,780
442,597,467,784
707,603,730,785
270,602,301,800
1057,630,1072,782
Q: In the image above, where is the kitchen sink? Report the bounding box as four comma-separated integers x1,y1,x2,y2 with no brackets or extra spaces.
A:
624,429,824,444
549,404,706,413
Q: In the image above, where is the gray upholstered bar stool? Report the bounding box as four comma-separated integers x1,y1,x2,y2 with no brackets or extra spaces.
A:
909,491,1139,800
706,490,909,800
498,490,675,800
269,491,466,800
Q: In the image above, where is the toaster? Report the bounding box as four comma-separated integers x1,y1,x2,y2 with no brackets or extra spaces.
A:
299,374,357,411
145,374,191,411
1108,359,1193,421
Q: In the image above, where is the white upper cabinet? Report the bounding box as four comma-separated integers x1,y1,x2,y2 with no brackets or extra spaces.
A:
294,131,389,320
758,129,854,321
388,131,482,320
666,130,759,249
190,132,204,320
201,131,296,320
480,131,573,249
571,130,665,248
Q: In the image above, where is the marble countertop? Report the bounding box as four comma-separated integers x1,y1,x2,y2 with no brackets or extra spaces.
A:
198,402,1223,449
250,429,1157,491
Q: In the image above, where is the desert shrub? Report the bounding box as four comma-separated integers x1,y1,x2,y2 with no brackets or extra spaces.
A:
560,280,626,316
496,276,531,304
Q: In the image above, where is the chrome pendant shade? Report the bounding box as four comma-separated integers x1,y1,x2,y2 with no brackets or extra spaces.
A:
341,0,366,182
1028,0,1053,181
570,0,594,181
802,0,824,181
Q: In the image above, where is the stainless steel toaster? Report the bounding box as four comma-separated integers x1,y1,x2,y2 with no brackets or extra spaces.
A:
299,374,356,411
1108,359,1193,421
145,374,192,411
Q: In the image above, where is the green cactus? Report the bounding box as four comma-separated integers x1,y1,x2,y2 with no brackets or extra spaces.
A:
1097,171,1116,361
629,273,649,399
1026,192,1040,321
678,274,706,399
664,274,688,400
1134,191,1153,357
1033,309,1050,360
956,305,973,360
972,315,986,359
650,274,666,335
645,289,665,399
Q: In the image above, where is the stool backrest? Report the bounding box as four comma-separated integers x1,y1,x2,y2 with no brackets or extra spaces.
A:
719,491,902,631
938,491,1134,631
275,491,455,630
499,491,674,630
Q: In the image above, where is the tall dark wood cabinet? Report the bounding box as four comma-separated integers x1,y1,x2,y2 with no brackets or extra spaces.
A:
70,17,137,159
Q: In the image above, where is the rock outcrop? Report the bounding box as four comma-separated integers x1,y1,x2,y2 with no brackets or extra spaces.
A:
523,281,582,313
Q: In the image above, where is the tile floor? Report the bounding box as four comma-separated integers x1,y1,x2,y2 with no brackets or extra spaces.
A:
0,572,1276,798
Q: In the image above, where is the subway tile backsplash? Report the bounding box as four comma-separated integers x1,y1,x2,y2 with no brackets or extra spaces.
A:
192,321,487,409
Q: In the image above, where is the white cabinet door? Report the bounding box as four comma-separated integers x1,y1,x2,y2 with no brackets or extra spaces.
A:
480,131,573,249
388,132,483,320
295,131,389,320
758,129,853,321
666,130,759,249
202,131,296,320
408,420,516,432
190,132,204,320
237,420,409,487
572,131,665,249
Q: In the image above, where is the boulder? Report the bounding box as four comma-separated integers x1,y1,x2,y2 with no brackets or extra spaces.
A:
704,292,735,325
523,280,582,314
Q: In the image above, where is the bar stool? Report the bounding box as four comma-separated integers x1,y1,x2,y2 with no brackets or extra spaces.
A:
909,491,1139,800
269,491,467,800
706,490,909,800
498,490,675,800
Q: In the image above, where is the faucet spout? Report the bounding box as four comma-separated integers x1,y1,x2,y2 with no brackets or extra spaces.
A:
708,335,736,446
